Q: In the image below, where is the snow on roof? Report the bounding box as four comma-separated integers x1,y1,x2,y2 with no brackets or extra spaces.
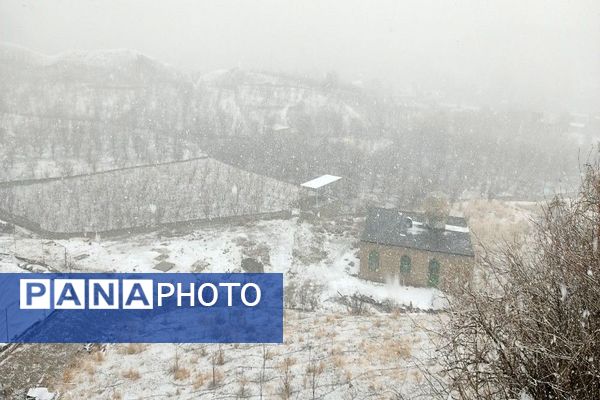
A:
300,174,342,189
362,208,474,257
272,124,290,131
445,224,470,233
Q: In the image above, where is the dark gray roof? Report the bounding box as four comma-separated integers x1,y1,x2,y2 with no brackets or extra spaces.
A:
361,208,475,257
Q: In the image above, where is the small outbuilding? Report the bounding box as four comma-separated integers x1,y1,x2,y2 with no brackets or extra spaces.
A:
359,207,474,290
299,174,342,212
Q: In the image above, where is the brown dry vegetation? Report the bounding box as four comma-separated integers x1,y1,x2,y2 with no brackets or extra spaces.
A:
122,368,141,381
457,199,537,247
119,343,146,355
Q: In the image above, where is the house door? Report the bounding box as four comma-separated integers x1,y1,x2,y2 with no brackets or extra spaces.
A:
428,259,440,287
399,255,411,285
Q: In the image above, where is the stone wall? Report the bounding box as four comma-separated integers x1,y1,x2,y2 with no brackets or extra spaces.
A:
358,241,474,290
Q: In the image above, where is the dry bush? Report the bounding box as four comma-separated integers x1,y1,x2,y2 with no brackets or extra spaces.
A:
384,340,411,360
193,372,210,389
412,370,424,385
344,369,353,384
429,162,600,400
92,350,105,363
80,360,96,376
279,357,296,399
237,374,251,398
198,346,208,357
337,292,368,315
325,314,338,323
173,367,190,381
120,343,145,355
285,280,324,311
264,348,275,360
361,337,411,363
304,359,325,398
314,327,327,339
62,367,76,384
216,347,225,365
62,357,84,384
329,346,342,356
332,354,345,369
458,199,535,247
122,368,141,381
170,347,191,380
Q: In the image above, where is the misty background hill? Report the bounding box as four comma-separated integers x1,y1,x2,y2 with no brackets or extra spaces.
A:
0,43,596,233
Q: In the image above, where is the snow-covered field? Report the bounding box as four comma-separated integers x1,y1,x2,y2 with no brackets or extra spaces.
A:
0,215,446,398
2,216,445,311
56,311,439,399
0,201,538,399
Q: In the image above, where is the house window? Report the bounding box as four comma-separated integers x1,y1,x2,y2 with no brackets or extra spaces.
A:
368,250,380,271
428,259,441,287
400,255,411,274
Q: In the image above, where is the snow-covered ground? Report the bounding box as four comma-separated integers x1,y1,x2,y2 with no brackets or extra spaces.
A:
2,216,444,312
0,215,457,398
55,310,439,399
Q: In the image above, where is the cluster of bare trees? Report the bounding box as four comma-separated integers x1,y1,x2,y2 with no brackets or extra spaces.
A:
0,158,298,233
209,109,581,211
2,44,584,204
427,160,600,399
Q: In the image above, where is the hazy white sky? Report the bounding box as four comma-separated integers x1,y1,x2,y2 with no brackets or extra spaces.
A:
1,0,599,112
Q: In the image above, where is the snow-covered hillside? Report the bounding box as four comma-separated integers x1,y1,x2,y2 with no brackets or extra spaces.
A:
1,213,444,398
0,158,299,234
196,69,366,136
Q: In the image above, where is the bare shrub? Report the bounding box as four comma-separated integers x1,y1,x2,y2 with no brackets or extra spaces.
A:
216,346,225,365
120,343,145,355
62,367,76,384
236,373,251,398
210,352,224,389
305,355,325,399
92,350,105,363
173,367,190,381
193,372,209,389
429,161,600,399
278,357,296,399
285,280,324,311
337,292,368,315
122,368,141,381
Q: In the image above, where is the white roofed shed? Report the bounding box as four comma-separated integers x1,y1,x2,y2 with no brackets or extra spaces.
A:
301,174,341,189
300,174,342,209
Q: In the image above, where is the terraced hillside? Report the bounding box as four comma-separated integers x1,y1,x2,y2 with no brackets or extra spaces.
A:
0,44,367,182
0,158,298,235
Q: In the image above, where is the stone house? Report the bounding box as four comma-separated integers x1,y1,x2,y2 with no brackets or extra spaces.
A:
359,207,474,290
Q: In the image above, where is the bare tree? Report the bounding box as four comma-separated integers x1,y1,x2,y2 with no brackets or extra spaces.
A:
278,356,295,399
428,160,600,399
305,343,324,400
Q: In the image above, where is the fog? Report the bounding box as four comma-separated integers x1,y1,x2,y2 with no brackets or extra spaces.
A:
2,0,599,112
2,2,600,398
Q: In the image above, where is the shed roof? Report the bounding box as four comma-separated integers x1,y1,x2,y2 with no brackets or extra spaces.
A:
361,207,474,257
300,174,342,189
